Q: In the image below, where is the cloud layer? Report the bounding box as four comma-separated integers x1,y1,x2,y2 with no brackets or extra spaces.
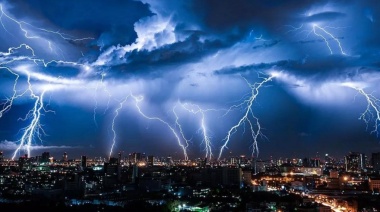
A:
0,0,380,159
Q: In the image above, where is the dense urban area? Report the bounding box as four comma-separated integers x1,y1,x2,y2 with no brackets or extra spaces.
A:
0,151,380,211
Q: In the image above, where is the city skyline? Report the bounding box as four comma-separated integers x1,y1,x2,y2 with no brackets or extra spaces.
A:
1,0,380,160
2,149,380,164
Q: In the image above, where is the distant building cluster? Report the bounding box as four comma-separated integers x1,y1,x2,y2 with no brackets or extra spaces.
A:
1,150,380,211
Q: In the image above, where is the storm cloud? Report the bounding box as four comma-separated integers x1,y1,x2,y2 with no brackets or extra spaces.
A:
0,0,380,160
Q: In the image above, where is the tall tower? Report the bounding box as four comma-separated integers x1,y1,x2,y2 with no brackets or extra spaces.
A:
372,152,380,171
118,152,122,164
41,152,50,163
148,155,154,166
81,155,87,169
132,164,138,183
345,152,365,172
63,152,68,162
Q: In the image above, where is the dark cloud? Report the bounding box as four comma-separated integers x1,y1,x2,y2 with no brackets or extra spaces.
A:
252,40,280,49
1,0,380,160
214,54,380,82
98,34,233,79
214,62,283,76
192,0,309,32
8,0,153,48
125,35,225,68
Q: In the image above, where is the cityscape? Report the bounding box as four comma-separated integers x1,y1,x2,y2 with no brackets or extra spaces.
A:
0,150,380,211
1,0,380,211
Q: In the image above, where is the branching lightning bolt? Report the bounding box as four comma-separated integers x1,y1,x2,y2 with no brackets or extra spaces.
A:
0,67,22,118
312,24,346,55
285,23,346,55
0,45,42,120
12,73,51,160
0,5,93,158
179,102,213,160
0,4,91,68
92,75,100,127
93,72,112,127
100,72,112,114
342,83,380,136
218,74,275,160
131,94,189,160
0,4,93,42
172,104,192,152
109,97,128,158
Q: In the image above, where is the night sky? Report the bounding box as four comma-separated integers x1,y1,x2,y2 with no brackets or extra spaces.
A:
1,0,380,160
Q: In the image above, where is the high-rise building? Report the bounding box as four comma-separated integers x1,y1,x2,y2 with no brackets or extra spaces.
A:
132,164,138,183
64,173,84,198
147,155,154,166
166,156,174,166
41,152,50,163
0,151,3,162
201,167,242,187
129,152,142,163
128,153,133,162
372,152,380,171
109,157,118,164
18,154,29,170
345,152,365,172
303,158,320,167
118,152,122,163
35,155,41,163
311,158,320,167
81,155,87,169
135,152,142,162
325,154,334,163
255,159,267,174
230,157,238,165
104,157,121,188
63,152,68,162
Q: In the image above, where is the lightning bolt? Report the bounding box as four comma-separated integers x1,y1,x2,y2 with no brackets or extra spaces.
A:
172,103,192,152
0,4,93,42
92,76,100,127
12,73,51,159
131,94,189,160
312,24,346,55
284,24,304,34
0,45,41,119
109,97,128,158
342,83,380,136
218,74,275,160
0,67,22,118
0,4,92,68
178,102,213,161
285,23,347,55
100,72,112,114
0,6,93,158
92,72,112,127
